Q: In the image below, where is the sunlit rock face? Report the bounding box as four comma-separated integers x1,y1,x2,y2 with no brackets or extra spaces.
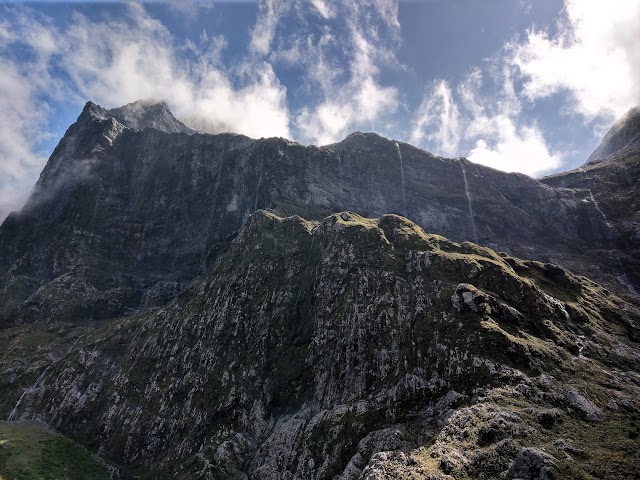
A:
1,102,638,327
5,211,639,478
585,106,640,165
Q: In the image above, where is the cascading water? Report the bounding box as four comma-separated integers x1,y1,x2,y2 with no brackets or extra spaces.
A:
7,366,52,421
394,142,407,216
254,147,265,211
588,189,612,229
338,153,343,194
578,168,635,293
7,336,83,421
458,159,479,244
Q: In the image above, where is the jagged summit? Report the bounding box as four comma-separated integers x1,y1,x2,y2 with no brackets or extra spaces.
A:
586,105,640,164
82,99,195,135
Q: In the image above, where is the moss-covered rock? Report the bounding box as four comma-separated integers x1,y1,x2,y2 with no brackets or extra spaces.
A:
3,211,638,479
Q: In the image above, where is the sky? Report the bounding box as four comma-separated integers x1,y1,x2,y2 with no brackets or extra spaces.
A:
1,0,640,219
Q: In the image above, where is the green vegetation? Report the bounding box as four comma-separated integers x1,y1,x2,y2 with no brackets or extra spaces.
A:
0,421,112,480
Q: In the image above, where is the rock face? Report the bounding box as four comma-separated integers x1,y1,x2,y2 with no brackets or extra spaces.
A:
586,106,640,164
1,101,638,327
0,101,639,479
4,211,639,479
542,108,640,297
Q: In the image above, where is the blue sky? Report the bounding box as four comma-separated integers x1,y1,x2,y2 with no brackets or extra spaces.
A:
1,0,639,218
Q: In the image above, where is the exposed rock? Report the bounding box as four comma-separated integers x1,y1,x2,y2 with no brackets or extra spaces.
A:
510,447,557,480
0,102,639,479
586,106,640,164
2,211,638,479
566,387,605,421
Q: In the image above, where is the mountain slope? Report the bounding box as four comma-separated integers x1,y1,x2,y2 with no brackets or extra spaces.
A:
586,106,640,164
3,211,639,479
542,108,640,297
1,101,637,328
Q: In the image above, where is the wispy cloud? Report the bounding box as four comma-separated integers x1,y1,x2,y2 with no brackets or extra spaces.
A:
411,65,561,177
289,0,401,145
410,80,460,156
513,0,640,120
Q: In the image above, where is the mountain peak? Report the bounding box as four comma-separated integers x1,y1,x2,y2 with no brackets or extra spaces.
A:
105,99,195,134
586,105,640,164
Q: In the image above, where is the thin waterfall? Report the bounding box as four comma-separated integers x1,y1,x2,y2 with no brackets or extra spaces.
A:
7,366,53,421
458,159,479,244
8,336,83,421
394,142,407,216
254,146,264,211
578,167,611,230
338,153,343,196
578,168,634,293
588,189,612,229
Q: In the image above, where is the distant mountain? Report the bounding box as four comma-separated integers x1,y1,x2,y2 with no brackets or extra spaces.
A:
0,101,639,479
586,106,640,164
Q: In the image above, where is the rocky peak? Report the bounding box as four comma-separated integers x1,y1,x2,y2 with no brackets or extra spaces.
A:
105,99,195,134
586,105,640,164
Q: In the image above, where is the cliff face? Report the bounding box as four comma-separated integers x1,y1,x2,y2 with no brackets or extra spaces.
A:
4,211,639,479
0,101,639,479
585,106,640,164
1,102,637,327
542,108,640,297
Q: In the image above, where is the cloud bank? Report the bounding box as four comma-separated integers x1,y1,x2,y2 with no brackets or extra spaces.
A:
514,0,640,120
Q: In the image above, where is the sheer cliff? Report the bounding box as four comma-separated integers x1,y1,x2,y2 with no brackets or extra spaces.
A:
0,101,639,479
1,101,637,327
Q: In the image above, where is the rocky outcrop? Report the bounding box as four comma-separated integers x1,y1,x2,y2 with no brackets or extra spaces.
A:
3,211,639,478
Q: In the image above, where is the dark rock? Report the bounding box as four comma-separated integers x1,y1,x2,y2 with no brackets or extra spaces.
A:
510,447,557,480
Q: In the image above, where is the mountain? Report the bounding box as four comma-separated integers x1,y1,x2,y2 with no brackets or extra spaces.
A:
4,211,639,479
0,101,639,479
1,101,637,327
585,106,640,164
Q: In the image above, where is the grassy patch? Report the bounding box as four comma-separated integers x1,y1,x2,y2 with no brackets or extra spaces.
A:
0,421,113,480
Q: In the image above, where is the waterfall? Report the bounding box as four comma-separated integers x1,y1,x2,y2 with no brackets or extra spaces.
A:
578,167,612,231
254,147,264,211
394,142,407,216
588,189,612,229
338,153,343,195
7,336,83,421
7,366,53,421
458,159,479,244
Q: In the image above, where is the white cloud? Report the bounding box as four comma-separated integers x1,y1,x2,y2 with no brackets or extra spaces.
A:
410,80,460,156
462,67,562,176
292,0,401,145
55,5,291,138
250,0,286,56
0,59,46,219
513,0,640,120
411,66,561,176
467,118,562,176
310,0,336,20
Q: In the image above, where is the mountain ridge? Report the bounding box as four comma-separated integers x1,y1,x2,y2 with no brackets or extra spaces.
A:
0,101,639,479
1,100,637,330
585,106,640,164
2,209,638,478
